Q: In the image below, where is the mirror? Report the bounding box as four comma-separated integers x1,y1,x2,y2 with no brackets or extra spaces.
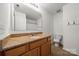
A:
11,3,42,33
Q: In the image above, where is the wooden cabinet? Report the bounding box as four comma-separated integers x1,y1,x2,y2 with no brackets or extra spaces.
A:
1,36,51,56
22,47,40,56
41,41,51,56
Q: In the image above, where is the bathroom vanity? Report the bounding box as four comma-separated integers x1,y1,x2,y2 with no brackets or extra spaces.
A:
0,32,51,56
0,4,51,56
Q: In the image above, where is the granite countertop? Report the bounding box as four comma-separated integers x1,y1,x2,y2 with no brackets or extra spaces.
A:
2,33,51,51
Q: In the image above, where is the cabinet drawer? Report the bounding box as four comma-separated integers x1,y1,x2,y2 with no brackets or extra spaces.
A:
30,39,47,49
5,44,29,56
22,47,40,56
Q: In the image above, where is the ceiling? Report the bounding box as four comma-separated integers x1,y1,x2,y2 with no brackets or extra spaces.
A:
14,3,67,19
39,3,67,14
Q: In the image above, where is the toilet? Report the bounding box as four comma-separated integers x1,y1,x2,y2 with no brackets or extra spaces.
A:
53,34,63,48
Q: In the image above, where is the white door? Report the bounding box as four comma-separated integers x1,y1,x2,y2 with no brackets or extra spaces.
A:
14,11,26,31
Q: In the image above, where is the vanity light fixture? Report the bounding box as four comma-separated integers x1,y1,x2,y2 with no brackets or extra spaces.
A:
23,3,40,12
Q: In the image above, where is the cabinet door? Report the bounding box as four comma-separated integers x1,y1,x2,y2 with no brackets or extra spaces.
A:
41,42,51,56
0,51,1,56
22,47,40,56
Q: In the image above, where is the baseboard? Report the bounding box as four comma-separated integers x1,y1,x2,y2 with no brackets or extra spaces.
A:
63,48,79,55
